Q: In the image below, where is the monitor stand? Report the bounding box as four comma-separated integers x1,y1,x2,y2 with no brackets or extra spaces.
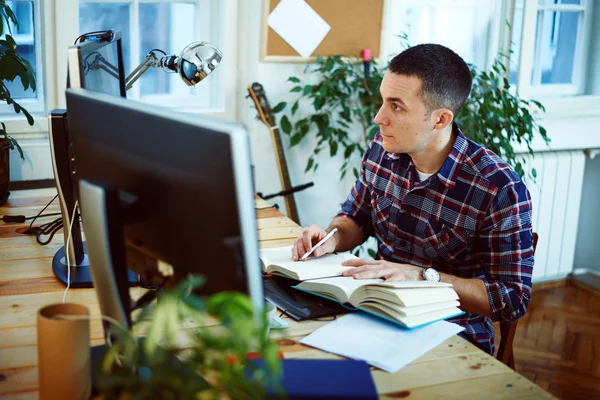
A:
52,242,138,287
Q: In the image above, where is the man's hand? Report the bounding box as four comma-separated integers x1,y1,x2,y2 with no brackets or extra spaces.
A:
341,259,423,281
292,224,337,261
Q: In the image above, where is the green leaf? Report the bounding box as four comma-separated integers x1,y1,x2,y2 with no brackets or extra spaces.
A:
20,107,34,126
5,34,16,50
325,57,334,71
344,144,355,159
290,86,302,93
305,157,314,173
287,76,300,83
330,140,338,157
303,85,313,95
290,133,303,147
272,102,286,114
291,100,299,116
280,115,292,134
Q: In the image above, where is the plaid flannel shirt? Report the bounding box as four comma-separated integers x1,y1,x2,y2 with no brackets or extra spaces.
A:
337,124,534,355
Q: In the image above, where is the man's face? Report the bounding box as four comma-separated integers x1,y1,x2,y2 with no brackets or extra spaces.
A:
374,72,437,154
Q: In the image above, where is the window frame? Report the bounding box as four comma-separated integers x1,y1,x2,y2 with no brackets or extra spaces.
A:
0,0,46,129
512,0,594,98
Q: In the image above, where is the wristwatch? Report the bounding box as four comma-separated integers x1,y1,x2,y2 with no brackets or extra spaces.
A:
422,267,441,282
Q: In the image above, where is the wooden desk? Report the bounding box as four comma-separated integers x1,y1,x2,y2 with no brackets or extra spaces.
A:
0,189,553,399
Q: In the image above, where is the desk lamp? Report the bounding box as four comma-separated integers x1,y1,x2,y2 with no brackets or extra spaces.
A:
85,39,223,91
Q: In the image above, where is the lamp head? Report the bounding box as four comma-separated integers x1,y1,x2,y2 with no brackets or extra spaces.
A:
161,41,222,86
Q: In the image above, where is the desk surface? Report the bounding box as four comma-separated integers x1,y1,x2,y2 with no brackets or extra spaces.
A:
0,189,553,399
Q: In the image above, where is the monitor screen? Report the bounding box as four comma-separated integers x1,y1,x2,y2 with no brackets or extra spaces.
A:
65,88,264,327
67,30,127,97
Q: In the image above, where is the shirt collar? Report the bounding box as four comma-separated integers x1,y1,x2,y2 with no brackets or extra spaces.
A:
436,123,468,189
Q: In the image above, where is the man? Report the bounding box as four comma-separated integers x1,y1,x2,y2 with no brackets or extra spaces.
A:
291,44,534,355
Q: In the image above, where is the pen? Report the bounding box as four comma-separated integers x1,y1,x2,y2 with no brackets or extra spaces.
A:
301,228,338,261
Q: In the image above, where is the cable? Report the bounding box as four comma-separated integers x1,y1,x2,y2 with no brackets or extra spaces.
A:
27,194,58,228
2,213,62,223
63,200,79,303
32,218,64,245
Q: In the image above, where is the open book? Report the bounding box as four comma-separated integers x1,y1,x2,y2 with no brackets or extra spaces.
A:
294,276,463,328
260,246,463,328
260,246,358,281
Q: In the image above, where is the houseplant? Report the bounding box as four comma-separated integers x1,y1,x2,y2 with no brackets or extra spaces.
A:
273,49,549,180
1,1,36,204
94,275,283,399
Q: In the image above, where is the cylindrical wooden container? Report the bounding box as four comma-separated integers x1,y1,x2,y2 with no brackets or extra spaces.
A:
37,303,91,400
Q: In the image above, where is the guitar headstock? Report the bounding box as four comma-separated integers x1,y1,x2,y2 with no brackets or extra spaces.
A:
248,82,277,129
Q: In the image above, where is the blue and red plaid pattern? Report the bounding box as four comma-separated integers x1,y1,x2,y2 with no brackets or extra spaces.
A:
337,124,534,355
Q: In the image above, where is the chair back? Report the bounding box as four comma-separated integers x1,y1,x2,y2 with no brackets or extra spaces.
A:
497,232,538,369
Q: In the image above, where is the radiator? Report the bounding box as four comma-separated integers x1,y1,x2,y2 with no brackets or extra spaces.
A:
523,151,587,283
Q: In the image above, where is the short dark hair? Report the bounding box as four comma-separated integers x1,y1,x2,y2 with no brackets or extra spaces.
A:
388,44,472,116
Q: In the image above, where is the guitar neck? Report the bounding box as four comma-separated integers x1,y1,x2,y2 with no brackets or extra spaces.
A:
269,126,300,224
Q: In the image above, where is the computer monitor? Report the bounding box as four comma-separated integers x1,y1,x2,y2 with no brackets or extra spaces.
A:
49,31,135,287
67,29,126,96
65,87,264,330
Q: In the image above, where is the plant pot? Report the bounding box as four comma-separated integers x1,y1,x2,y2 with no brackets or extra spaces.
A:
0,139,10,206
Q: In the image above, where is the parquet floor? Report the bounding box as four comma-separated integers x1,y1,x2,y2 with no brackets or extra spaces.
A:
502,282,600,399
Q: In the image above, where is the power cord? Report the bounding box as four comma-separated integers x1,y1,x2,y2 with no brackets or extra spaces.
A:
2,213,62,223
62,200,79,303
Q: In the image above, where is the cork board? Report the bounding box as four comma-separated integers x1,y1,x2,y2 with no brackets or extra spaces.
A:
261,0,385,62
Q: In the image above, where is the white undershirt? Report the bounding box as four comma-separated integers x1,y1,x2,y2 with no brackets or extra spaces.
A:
416,169,434,182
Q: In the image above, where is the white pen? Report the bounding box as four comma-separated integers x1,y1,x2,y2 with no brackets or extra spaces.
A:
301,228,338,261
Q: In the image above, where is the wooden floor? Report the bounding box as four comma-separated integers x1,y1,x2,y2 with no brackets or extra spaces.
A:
502,282,600,399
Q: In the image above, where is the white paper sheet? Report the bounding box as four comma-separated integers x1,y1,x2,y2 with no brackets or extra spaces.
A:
267,0,331,58
300,312,465,373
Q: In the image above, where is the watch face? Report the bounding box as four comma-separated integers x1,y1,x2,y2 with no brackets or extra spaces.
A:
424,268,440,282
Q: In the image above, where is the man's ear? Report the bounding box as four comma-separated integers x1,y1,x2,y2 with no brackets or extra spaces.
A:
432,108,454,131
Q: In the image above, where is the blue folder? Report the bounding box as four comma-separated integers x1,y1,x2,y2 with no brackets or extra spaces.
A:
253,358,377,399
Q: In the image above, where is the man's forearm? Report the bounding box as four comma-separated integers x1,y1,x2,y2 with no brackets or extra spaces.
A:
326,217,364,253
439,273,492,318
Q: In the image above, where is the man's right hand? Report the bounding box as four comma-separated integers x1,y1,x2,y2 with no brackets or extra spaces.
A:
291,224,337,261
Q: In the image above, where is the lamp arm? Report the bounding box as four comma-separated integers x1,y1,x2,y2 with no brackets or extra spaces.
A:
96,61,121,81
96,57,121,77
125,52,161,91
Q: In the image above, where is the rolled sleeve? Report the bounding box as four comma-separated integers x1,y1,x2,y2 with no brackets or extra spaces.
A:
477,181,534,323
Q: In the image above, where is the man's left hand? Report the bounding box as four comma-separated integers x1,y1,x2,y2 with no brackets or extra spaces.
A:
341,259,423,281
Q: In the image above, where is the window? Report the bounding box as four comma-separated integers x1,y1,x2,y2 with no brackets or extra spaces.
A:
78,0,226,112
384,0,502,70
509,0,594,97
0,0,44,117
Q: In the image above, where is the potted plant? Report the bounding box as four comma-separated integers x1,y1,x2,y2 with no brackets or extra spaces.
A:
94,275,284,399
1,1,36,205
273,47,549,181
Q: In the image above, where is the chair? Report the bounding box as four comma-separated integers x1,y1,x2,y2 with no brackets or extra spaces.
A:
496,232,538,369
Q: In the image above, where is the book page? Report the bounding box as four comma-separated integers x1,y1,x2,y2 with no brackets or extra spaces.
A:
296,277,384,303
371,281,452,289
260,246,359,281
